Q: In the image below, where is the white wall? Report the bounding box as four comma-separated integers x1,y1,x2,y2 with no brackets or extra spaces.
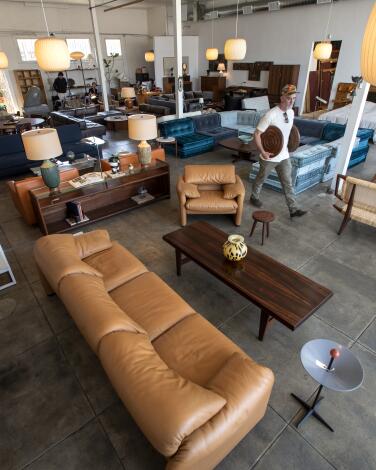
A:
189,0,374,110
0,0,151,110
153,35,199,90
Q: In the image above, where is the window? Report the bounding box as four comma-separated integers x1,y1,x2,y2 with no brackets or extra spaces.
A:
17,39,37,62
105,39,122,57
66,38,91,59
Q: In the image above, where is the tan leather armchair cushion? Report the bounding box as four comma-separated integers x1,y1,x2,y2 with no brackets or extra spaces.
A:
75,230,112,259
34,234,102,294
7,168,79,225
184,165,236,185
177,179,200,199
59,273,146,353
223,175,245,200
186,191,238,212
99,330,226,457
101,148,165,172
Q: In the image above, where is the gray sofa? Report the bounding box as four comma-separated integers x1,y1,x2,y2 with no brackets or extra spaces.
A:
192,113,237,144
219,111,267,135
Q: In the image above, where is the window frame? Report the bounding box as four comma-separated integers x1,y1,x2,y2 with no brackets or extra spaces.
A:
105,38,122,57
16,38,37,62
66,38,92,60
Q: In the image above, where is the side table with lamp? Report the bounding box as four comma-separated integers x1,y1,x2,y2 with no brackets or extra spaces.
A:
128,114,158,166
22,128,63,195
121,87,136,110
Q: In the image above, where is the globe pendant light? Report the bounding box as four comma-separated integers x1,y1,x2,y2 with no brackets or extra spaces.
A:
34,0,70,72
224,0,246,61
205,0,218,61
0,51,8,69
361,2,376,85
313,0,333,61
145,50,155,62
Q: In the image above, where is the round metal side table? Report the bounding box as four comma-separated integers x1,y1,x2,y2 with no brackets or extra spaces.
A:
292,339,363,432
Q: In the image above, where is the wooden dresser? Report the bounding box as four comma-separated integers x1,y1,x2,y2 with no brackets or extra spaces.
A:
268,65,300,105
201,76,226,101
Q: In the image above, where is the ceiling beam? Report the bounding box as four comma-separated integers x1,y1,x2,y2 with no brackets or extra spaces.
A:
103,0,144,12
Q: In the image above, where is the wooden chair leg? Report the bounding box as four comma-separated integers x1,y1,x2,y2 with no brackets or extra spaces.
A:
266,222,270,238
249,220,258,237
261,222,265,245
338,213,351,235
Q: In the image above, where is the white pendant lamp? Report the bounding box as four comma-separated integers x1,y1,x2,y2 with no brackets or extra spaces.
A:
0,51,8,69
145,50,155,62
313,0,333,61
34,0,70,72
361,2,376,85
206,0,219,61
224,0,246,60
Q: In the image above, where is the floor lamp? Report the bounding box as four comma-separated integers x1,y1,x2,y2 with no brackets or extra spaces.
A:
70,51,88,95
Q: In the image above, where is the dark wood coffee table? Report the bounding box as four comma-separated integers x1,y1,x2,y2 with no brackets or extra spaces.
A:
218,137,259,162
163,222,333,341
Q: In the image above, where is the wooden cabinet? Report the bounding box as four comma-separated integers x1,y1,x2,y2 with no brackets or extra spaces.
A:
163,77,192,93
333,82,356,109
14,69,47,104
268,65,300,105
201,76,226,101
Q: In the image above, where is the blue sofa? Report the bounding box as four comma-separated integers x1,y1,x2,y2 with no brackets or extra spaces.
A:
191,113,237,144
0,124,96,178
159,118,214,158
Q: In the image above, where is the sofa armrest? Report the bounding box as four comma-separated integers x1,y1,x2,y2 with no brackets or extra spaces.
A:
99,330,226,457
177,177,200,199
223,175,245,199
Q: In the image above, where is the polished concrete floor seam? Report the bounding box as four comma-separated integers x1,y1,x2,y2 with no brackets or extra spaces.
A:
248,421,289,470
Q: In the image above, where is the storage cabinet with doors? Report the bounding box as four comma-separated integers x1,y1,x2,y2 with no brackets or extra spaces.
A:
201,76,226,102
268,65,300,106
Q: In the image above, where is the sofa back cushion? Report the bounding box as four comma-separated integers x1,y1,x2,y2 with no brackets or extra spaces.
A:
99,330,226,457
321,122,346,142
293,118,327,139
192,113,221,132
219,111,237,128
0,133,25,155
159,117,194,138
184,165,236,185
242,96,270,112
237,111,263,128
56,123,83,143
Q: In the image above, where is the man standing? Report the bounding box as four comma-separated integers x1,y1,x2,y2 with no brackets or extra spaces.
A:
250,84,306,218
53,72,67,102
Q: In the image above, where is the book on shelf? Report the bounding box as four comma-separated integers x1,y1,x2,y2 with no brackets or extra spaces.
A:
66,201,88,226
131,192,155,204
69,172,104,188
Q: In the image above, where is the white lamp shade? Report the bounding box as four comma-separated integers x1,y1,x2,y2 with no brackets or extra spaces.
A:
35,37,70,72
361,3,376,85
70,50,85,61
0,52,9,69
145,50,155,62
198,97,204,104
206,48,219,61
224,38,247,60
313,42,332,60
121,87,136,98
217,63,226,72
22,128,63,161
128,114,157,141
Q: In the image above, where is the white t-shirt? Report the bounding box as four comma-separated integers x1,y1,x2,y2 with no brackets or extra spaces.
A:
256,106,294,163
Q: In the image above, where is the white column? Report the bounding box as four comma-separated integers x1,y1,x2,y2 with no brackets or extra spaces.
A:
173,0,184,118
89,0,109,111
330,81,370,190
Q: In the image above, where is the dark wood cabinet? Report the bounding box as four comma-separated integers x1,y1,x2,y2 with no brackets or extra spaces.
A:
163,77,192,93
201,76,226,101
268,64,300,105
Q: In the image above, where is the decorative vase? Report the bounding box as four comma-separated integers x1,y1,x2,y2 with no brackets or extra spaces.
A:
223,234,248,262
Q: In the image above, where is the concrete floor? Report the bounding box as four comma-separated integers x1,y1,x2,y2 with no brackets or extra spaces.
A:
1,132,375,470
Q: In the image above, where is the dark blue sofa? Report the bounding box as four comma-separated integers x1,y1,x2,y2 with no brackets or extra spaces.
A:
0,124,97,178
191,113,237,144
159,118,214,158
294,118,374,168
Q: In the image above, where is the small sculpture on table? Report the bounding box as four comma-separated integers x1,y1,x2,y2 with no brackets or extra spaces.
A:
108,155,120,174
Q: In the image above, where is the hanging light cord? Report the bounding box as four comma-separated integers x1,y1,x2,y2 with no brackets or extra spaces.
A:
211,0,215,48
40,0,50,35
235,0,240,38
324,0,334,40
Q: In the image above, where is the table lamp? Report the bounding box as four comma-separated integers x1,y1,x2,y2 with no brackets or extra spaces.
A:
121,87,136,109
22,128,63,195
128,114,157,166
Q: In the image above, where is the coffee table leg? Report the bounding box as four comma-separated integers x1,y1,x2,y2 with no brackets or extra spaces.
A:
258,309,273,341
176,248,182,276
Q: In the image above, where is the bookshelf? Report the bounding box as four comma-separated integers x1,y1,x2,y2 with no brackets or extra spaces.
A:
14,69,47,104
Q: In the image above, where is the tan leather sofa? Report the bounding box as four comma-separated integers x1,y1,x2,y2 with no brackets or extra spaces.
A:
101,148,165,172
177,165,245,227
7,168,79,225
34,229,274,470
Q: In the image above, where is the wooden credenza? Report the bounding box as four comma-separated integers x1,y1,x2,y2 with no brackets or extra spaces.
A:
268,65,300,105
201,76,226,101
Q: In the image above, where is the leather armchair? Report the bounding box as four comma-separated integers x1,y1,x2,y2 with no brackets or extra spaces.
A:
7,168,79,225
177,165,245,226
101,148,165,172
34,229,274,469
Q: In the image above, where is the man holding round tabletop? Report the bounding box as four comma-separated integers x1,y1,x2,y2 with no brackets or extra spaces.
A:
250,84,306,218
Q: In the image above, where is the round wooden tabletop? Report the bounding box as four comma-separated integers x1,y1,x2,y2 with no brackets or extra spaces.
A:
261,125,283,156
252,210,275,223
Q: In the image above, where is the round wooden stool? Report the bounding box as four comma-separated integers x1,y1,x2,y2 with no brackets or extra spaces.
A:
249,210,275,245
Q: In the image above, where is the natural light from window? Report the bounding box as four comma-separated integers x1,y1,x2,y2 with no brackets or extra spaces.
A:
17,39,37,62
105,39,122,57
66,38,92,59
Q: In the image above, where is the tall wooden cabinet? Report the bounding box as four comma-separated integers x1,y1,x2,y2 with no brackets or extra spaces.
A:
14,69,47,105
268,65,300,105
201,76,226,101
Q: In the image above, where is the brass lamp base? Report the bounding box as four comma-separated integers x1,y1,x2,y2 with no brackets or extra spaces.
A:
137,140,151,166
126,99,134,109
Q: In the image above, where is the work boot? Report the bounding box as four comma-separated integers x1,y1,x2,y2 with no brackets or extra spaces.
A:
250,196,262,207
290,209,307,218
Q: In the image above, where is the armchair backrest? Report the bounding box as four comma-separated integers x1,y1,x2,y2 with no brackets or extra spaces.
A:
184,165,236,190
159,118,194,138
341,176,376,212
